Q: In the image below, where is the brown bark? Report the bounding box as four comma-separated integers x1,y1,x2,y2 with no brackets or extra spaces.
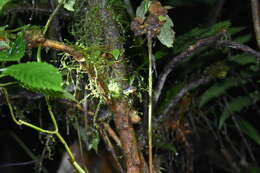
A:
24,27,146,173
110,101,142,173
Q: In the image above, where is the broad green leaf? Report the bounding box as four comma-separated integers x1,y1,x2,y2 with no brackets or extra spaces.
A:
240,120,260,146
0,33,25,62
109,49,120,60
219,96,251,129
0,0,9,11
136,0,151,18
157,15,175,47
59,0,75,12
3,62,63,93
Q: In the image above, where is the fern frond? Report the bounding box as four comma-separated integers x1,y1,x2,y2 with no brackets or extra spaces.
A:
199,78,247,107
239,120,260,146
173,21,232,54
228,53,257,65
219,96,252,129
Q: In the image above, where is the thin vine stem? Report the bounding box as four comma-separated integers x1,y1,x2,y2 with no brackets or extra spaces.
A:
36,0,65,62
0,82,17,87
147,36,153,173
2,88,56,133
2,88,87,173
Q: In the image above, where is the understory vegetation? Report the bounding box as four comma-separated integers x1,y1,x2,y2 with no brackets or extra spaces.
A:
0,0,259,173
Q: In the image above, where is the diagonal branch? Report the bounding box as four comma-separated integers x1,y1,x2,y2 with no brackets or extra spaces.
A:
163,76,212,116
154,30,227,106
154,30,260,106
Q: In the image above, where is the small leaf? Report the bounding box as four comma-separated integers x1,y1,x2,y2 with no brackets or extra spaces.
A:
3,62,64,94
56,91,77,102
0,0,9,11
240,120,260,146
109,49,120,60
136,0,151,18
157,15,175,47
0,33,26,62
59,0,75,12
89,136,100,153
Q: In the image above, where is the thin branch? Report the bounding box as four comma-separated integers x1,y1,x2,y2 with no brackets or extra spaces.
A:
208,0,225,25
37,0,64,62
231,116,257,165
250,0,260,49
163,76,212,116
154,31,260,106
123,0,135,19
103,122,122,148
154,31,226,105
100,127,124,173
3,7,72,18
216,40,260,58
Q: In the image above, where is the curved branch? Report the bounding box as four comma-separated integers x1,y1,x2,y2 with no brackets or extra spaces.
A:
154,31,260,106
163,76,212,116
154,30,227,106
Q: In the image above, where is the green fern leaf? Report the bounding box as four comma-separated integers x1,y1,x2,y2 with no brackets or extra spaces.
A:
234,34,252,44
174,21,231,54
3,62,63,93
0,33,25,62
229,53,257,65
219,96,251,129
240,120,260,146
199,78,245,107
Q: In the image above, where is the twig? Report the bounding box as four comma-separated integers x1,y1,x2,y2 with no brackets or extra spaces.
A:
103,122,122,147
231,116,257,165
4,7,72,18
154,31,227,105
250,0,260,49
100,127,124,173
2,88,86,173
216,40,260,59
123,0,135,19
37,0,64,62
208,0,225,25
154,31,260,105
163,76,212,116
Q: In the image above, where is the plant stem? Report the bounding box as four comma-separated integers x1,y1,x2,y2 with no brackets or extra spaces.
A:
147,37,153,173
2,88,87,173
250,0,260,49
0,82,17,87
37,0,64,62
